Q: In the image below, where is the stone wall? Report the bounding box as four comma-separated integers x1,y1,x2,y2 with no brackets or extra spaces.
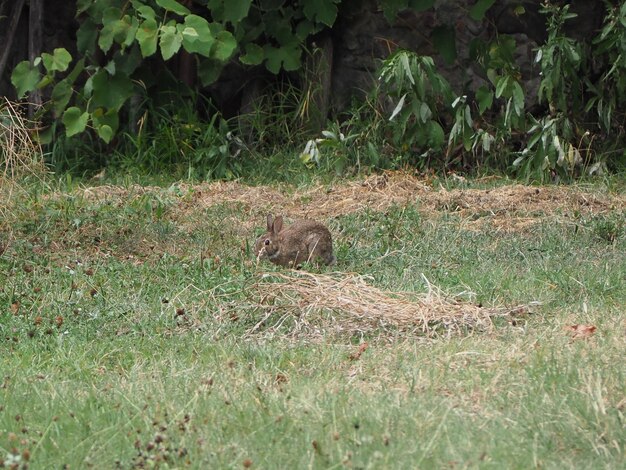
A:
329,0,606,113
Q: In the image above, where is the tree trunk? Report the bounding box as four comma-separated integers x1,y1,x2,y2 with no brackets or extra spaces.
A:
28,0,43,116
0,0,27,84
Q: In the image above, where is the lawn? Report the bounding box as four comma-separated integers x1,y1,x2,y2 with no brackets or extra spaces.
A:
1,172,625,469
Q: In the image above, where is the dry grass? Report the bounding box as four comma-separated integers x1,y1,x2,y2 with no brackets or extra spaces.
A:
182,172,626,234
0,99,46,255
237,270,536,340
68,171,626,241
0,98,44,181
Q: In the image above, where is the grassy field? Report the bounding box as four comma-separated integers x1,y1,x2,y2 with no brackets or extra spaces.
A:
1,172,625,469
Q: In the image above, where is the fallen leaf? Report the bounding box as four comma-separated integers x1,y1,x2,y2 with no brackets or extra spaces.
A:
10,302,20,315
566,324,597,340
349,342,369,361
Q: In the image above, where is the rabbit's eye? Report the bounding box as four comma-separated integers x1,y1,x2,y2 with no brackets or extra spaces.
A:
264,239,270,246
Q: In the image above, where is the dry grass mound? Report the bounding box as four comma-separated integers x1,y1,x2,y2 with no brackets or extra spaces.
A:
242,270,534,339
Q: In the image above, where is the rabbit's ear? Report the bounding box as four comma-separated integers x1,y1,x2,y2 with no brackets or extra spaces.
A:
266,214,274,231
273,215,284,234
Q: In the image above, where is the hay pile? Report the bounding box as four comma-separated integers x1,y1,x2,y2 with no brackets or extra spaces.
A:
242,270,534,339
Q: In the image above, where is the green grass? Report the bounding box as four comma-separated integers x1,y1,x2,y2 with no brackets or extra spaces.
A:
1,174,625,469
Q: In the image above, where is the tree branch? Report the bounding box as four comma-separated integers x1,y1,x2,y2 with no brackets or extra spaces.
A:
0,0,27,85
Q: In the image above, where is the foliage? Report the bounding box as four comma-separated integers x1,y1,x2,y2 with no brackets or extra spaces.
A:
378,51,452,160
10,0,341,144
300,125,358,174
8,0,626,180
586,2,626,140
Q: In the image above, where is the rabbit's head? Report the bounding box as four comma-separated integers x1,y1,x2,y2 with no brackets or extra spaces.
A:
255,214,283,260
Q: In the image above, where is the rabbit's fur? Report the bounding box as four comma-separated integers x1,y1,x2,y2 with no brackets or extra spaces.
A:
255,214,335,267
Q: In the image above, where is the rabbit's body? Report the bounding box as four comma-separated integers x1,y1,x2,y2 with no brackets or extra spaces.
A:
255,215,335,267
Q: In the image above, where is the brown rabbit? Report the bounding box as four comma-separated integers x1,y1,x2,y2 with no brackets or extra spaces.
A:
255,214,336,267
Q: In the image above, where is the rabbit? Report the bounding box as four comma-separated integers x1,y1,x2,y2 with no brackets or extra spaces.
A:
255,214,336,268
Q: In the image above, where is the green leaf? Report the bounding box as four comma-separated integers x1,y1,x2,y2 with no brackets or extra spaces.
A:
104,60,116,75
400,52,415,85
419,101,432,123
11,61,41,99
155,0,191,16
102,6,121,25
135,4,156,21
63,107,89,137
91,70,134,110
295,19,316,40
66,58,85,84
198,59,224,86
240,43,264,65
51,80,73,116
160,24,183,60
77,18,98,55
77,0,92,15
427,121,445,149
511,80,524,115
476,85,493,114
408,0,435,11
470,0,496,21
92,107,119,143
495,75,509,98
136,19,159,57
264,43,301,73
121,16,140,48
464,104,472,128
224,0,252,23
180,15,214,57
114,46,142,75
96,124,114,143
211,31,237,61
432,25,456,64
389,94,407,121
41,48,72,73
36,126,54,145
92,107,119,131
259,0,284,10
99,7,122,53
382,0,408,22
303,0,339,27
100,12,139,53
